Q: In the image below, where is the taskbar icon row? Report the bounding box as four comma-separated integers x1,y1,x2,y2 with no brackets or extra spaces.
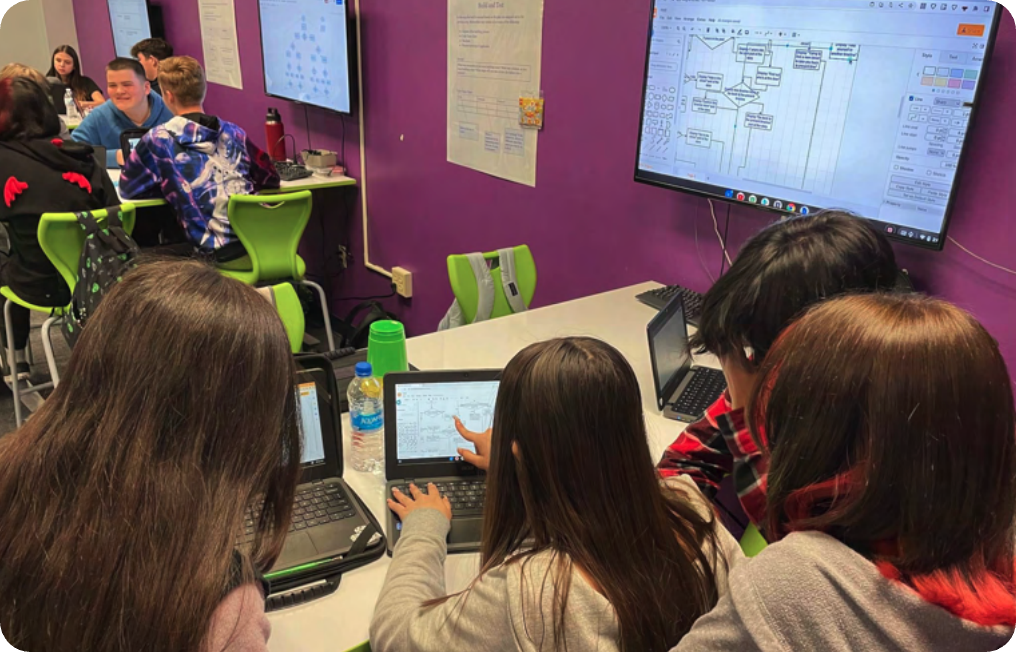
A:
724,189,812,215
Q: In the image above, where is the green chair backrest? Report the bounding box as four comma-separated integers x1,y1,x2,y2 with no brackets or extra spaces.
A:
38,204,137,297
447,245,537,324
271,283,305,354
227,191,313,282
739,522,768,558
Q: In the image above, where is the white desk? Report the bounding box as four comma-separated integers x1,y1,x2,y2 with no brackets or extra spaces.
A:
105,170,356,207
266,282,720,652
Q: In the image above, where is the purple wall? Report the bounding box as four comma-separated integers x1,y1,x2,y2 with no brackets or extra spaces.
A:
74,2,1015,372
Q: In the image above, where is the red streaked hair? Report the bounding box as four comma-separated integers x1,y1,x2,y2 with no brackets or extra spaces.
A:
748,293,1016,627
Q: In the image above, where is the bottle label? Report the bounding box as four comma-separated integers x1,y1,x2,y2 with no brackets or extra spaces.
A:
352,410,383,431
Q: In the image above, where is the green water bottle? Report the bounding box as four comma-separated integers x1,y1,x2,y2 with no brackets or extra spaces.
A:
367,320,408,382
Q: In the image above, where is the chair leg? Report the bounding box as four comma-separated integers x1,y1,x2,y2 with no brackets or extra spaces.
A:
301,280,336,352
4,300,22,427
41,316,60,387
25,335,34,366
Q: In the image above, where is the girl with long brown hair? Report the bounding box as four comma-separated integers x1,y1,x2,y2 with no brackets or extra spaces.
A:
0,260,301,651
371,337,738,652
675,293,1016,651
46,44,105,108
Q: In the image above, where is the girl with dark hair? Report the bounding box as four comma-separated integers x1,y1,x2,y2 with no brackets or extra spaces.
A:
0,260,302,651
0,76,117,381
46,44,104,108
674,293,1016,651
371,337,739,652
656,210,899,529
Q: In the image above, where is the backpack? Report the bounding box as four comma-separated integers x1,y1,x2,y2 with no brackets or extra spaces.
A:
336,300,398,350
62,208,140,347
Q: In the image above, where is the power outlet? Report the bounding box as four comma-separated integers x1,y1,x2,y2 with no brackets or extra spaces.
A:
392,266,413,298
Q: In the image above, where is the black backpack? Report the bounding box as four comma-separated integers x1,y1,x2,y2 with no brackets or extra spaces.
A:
62,207,140,346
336,300,398,349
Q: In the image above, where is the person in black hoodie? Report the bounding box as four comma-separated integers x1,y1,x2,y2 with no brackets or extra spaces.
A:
0,77,118,381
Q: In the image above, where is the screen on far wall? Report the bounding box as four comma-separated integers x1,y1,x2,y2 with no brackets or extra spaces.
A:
634,0,1003,250
257,0,352,114
108,0,152,58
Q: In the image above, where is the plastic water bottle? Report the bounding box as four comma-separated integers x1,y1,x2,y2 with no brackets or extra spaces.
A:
348,362,384,475
63,89,80,121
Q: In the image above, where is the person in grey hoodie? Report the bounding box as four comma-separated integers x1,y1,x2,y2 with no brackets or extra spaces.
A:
673,293,1016,652
371,337,742,652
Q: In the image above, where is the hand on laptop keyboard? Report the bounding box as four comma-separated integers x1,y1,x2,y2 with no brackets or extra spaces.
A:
388,483,452,522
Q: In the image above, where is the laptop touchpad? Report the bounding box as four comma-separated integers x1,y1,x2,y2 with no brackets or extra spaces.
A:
281,531,319,561
449,518,483,544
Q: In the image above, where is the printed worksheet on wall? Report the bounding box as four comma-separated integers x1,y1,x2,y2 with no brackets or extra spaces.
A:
447,0,545,187
198,0,243,90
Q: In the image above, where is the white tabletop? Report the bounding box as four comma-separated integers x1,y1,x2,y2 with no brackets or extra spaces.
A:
266,282,720,652
105,170,356,207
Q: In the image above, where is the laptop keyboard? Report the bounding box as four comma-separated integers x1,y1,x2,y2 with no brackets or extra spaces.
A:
671,368,727,418
391,479,486,517
244,481,357,539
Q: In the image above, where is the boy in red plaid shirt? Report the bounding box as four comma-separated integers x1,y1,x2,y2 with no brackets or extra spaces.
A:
656,211,899,530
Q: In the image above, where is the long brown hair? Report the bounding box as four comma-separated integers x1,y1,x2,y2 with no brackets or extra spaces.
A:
749,294,1016,623
46,44,91,103
478,337,722,651
0,260,301,651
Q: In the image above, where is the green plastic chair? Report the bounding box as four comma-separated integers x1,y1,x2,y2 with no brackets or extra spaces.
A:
217,191,335,352
739,522,769,557
343,642,370,652
447,245,537,324
259,283,305,354
0,205,136,426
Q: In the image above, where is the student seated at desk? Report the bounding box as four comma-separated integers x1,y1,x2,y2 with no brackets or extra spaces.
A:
46,45,104,110
371,337,741,652
131,37,174,96
0,63,72,140
71,57,173,168
0,77,117,381
656,211,898,529
120,56,280,262
674,294,1016,651
0,260,300,652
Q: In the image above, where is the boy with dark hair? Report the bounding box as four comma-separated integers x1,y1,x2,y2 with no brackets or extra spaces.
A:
656,211,899,528
130,38,174,95
119,57,279,261
70,57,173,168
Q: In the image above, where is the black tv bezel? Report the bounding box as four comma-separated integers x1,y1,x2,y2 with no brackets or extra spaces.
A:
632,1,1005,252
107,0,154,58
254,0,356,117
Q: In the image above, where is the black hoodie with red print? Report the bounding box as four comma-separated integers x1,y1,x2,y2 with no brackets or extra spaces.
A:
0,137,119,306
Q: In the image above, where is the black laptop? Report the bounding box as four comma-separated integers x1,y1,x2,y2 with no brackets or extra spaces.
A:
119,128,149,162
383,370,501,555
242,357,384,598
648,295,727,422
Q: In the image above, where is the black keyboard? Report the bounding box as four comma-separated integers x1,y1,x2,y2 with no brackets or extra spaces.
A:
391,479,486,516
671,368,727,418
274,161,314,182
245,481,357,539
636,285,704,326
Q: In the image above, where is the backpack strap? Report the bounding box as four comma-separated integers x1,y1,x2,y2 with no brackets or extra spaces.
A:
75,209,134,255
465,252,495,324
497,248,527,315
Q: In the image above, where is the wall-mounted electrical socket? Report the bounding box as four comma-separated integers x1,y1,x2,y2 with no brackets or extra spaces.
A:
392,266,413,298
337,245,349,269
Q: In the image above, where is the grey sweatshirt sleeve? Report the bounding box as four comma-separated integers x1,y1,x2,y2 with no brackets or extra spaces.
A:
370,509,515,652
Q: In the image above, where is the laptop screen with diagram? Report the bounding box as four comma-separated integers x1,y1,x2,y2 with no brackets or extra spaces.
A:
394,381,499,465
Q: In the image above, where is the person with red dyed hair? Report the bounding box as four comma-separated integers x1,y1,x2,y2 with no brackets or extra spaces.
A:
0,77,117,381
673,293,1016,651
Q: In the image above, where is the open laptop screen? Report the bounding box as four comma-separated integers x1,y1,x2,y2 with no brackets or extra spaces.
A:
648,297,693,404
297,382,326,466
394,381,499,465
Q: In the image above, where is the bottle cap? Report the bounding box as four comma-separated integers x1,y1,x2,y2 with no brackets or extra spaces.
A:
355,362,373,378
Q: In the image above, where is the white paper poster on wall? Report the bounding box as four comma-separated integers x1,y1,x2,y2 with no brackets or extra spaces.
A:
447,0,545,187
197,0,243,89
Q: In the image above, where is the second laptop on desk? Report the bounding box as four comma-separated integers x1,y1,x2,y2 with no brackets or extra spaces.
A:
648,295,727,422
383,370,501,555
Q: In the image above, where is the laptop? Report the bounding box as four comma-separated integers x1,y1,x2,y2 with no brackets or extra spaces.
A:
383,370,501,555
647,295,727,422
243,358,384,597
119,128,149,162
